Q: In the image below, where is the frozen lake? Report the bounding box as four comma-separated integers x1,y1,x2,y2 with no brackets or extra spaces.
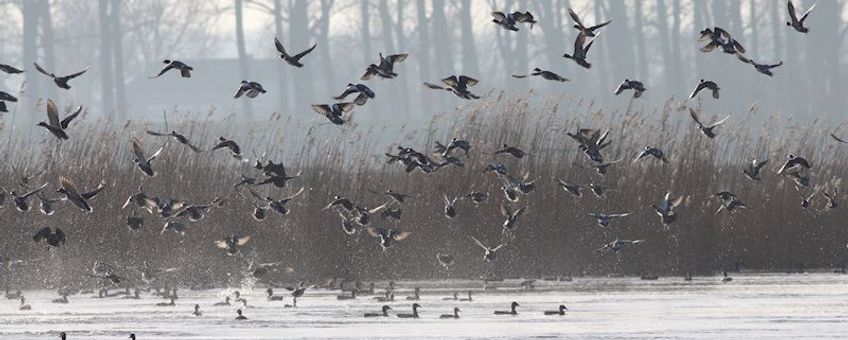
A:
1,273,847,339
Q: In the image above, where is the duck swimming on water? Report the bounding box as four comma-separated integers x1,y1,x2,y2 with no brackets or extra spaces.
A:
494,302,519,315
364,305,392,317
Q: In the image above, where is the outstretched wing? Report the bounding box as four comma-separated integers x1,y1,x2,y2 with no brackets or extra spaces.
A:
274,37,289,57
61,106,83,129
708,115,730,128
787,1,799,23
568,8,585,29
46,100,61,128
800,3,815,22
131,138,146,161
292,43,318,60
470,236,487,250
64,66,90,80
424,82,446,90
33,62,53,77
831,133,848,144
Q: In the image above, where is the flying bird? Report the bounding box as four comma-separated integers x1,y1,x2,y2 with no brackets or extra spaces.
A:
11,183,48,212
563,32,597,69
512,68,569,82
361,53,408,80
150,60,192,78
131,138,166,177
424,75,481,100
690,79,720,99
634,147,669,163
215,235,251,256
312,102,356,125
36,100,81,140
736,55,783,77
743,159,769,181
491,11,536,31
212,137,243,159
786,0,815,33
146,130,202,153
614,79,647,98
274,37,317,67
33,62,88,89
334,83,375,105
33,227,65,248
589,212,631,228
652,192,683,227
234,81,267,99
367,227,411,250
57,177,104,213
776,155,811,175
471,236,505,262
689,109,730,138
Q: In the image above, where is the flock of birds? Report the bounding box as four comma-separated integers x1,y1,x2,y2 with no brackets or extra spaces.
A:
0,1,845,338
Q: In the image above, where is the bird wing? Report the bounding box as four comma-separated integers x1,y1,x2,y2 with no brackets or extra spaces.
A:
282,187,306,201
360,67,377,80
787,1,799,23
60,177,81,198
831,133,848,144
689,82,706,98
491,11,507,21
768,60,784,69
588,19,612,31
33,227,51,242
392,230,411,241
708,115,730,128
800,3,815,22
33,62,53,77
338,102,356,113
0,64,23,74
64,66,89,80
82,180,106,200
614,81,628,95
459,76,479,87
61,106,83,129
152,64,174,78
366,227,382,238
274,37,289,58
292,43,318,60
147,143,166,162
471,236,488,250
214,240,229,249
441,76,459,87
385,54,407,65
736,53,753,64
568,8,585,29
369,202,390,214
233,85,247,98
511,74,529,78
46,100,61,128
689,108,703,126
146,130,169,137
131,138,146,161
311,104,332,116
424,82,446,90
700,41,720,52
754,159,770,170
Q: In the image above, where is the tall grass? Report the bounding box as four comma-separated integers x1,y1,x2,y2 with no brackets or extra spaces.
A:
1,92,846,289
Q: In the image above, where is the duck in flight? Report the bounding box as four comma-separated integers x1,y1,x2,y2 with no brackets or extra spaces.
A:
131,137,166,177
689,109,730,139
146,130,202,153
0,91,17,113
614,79,647,98
151,60,192,78
215,235,251,256
37,100,81,140
736,55,783,77
312,102,356,125
57,177,104,213
690,79,720,99
234,81,267,99
743,159,769,181
33,227,65,248
491,11,536,31
274,37,317,68
786,0,815,33
512,68,569,82
424,75,481,100
471,236,505,262
361,53,408,80
33,62,88,89
563,32,598,69
367,227,411,250
333,83,375,105
11,183,48,211
0,63,23,74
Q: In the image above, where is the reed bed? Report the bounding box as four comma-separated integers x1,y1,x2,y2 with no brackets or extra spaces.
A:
0,92,846,289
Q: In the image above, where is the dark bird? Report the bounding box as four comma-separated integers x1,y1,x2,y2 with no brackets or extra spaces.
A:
312,102,356,125
424,75,481,100
544,305,568,316
57,177,103,213
589,212,631,228
33,227,65,248
36,100,82,140
736,55,783,77
614,79,647,98
11,183,48,212
0,63,24,74
777,155,811,175
275,37,317,67
568,8,611,37
501,204,526,233
823,187,838,209
690,79,720,99
443,194,458,219
333,83,375,105
491,11,536,31
0,91,17,113
464,191,489,204
563,32,598,69
439,307,461,319
361,53,408,80
367,227,411,250
215,235,251,256
698,27,745,54
36,194,60,216
396,303,421,319
554,178,583,197
146,130,202,153
234,81,267,99
786,0,815,33
212,137,243,159
494,301,520,315
494,144,528,159
150,59,192,78
652,192,683,227
131,137,166,177
566,127,612,163
743,159,769,181
513,68,569,82
471,236,505,262
689,109,730,138
174,204,212,222
634,147,669,163
263,187,305,215
364,305,392,317
33,62,88,89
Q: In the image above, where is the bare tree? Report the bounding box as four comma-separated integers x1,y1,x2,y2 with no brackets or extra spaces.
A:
235,0,253,118
112,0,126,117
99,0,115,117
